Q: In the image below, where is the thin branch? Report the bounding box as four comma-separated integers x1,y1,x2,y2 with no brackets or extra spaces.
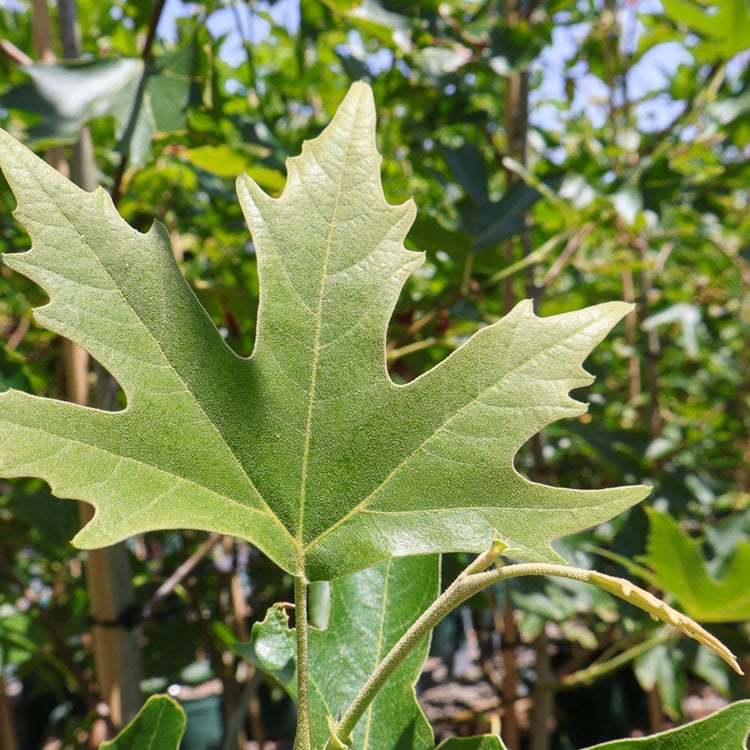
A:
110,0,169,206
0,39,32,65
558,629,672,689
141,533,222,619
142,0,168,62
541,222,595,289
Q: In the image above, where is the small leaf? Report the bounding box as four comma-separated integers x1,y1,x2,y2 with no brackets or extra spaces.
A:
581,699,750,749
644,509,750,622
99,694,186,750
237,555,439,750
584,569,741,673
235,605,298,700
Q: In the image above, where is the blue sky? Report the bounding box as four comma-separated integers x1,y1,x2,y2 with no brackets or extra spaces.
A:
154,0,699,134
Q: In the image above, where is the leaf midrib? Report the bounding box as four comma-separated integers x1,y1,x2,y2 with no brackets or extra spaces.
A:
297,127,356,546
362,558,392,750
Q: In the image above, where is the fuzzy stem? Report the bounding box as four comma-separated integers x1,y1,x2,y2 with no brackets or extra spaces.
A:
293,575,312,750
325,543,504,750
326,556,742,749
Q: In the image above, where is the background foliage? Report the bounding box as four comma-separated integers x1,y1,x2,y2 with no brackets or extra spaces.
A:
0,0,748,749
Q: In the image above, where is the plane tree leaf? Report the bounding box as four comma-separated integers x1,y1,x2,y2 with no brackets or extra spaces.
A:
643,509,750,622
0,82,648,580
582,699,750,749
0,43,202,163
236,555,438,750
99,694,186,750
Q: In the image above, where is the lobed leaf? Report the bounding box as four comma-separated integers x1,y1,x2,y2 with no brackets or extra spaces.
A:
0,82,648,580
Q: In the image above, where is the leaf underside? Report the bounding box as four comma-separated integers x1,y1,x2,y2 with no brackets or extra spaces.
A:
0,82,648,580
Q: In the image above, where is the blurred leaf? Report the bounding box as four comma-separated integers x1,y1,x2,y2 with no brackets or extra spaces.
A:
441,143,489,207
633,641,684,719
644,509,750,622
1,43,203,163
661,0,750,60
642,303,702,359
183,145,286,192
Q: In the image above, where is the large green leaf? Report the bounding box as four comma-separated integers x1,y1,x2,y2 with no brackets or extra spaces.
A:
643,509,750,622
0,82,648,580
582,699,750,749
0,43,202,163
99,694,186,750
236,555,438,749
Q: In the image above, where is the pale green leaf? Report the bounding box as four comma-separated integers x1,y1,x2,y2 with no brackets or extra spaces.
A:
99,694,186,750
582,699,750,749
236,555,438,750
644,509,750,622
0,82,648,580
236,605,298,700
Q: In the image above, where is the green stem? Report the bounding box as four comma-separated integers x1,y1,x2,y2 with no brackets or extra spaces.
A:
293,575,312,750
559,629,673,689
325,555,741,749
324,542,506,750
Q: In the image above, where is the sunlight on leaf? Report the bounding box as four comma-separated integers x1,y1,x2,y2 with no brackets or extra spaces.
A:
0,82,648,580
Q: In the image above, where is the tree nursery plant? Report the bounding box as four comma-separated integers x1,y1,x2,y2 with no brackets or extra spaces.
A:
0,82,748,750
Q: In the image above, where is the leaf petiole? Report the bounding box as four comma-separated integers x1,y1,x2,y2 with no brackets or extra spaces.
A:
293,574,312,750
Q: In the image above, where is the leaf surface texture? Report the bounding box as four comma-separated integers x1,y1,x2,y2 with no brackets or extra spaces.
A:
0,83,648,579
